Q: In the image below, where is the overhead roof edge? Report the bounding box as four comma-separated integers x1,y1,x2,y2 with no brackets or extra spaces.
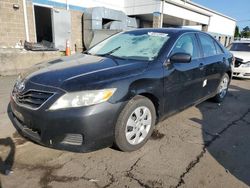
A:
181,0,236,21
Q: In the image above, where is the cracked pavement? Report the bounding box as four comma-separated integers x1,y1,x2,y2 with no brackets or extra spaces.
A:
0,76,250,188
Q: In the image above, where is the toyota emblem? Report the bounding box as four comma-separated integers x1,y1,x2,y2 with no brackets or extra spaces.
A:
16,81,25,93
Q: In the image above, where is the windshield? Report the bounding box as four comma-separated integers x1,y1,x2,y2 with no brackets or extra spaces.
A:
87,31,171,61
228,42,250,52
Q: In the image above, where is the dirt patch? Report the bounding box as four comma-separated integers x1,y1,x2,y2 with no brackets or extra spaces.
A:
12,132,27,146
14,139,26,145
12,132,19,138
151,130,165,140
39,165,100,188
40,168,81,188
15,163,66,188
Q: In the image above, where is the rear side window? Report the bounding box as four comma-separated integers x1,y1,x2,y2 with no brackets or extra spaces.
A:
199,34,219,57
171,33,200,59
214,41,224,54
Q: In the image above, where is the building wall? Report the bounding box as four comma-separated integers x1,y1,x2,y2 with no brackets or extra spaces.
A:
41,0,124,11
208,14,236,37
125,0,235,42
182,1,236,41
0,0,84,51
66,0,124,11
26,1,36,42
185,3,236,37
124,0,161,15
0,0,125,50
71,10,84,51
163,2,210,25
0,0,35,48
0,49,61,75
125,0,210,25
1,0,25,47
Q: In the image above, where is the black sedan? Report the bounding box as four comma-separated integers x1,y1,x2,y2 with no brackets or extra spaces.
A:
9,28,233,152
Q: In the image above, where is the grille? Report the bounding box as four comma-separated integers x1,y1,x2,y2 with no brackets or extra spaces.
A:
15,90,54,109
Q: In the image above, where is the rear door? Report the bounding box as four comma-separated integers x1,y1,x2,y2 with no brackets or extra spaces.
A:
197,33,226,96
163,33,205,115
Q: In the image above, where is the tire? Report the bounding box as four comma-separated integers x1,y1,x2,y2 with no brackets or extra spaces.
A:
114,96,156,152
213,73,230,103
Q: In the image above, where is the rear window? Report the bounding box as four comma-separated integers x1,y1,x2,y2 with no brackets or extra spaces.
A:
228,43,250,52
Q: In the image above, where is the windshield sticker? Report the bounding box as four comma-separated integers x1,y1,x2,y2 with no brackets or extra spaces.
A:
148,32,168,37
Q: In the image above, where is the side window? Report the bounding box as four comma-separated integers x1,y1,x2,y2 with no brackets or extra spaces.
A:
171,33,200,59
199,34,218,57
214,41,224,54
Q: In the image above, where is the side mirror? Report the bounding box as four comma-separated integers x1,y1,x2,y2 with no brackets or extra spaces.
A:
170,53,192,63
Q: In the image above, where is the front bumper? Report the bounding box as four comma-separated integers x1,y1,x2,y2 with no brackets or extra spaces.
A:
9,97,125,152
233,67,250,79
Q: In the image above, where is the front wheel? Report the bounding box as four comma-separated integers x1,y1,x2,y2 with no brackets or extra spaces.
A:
213,73,230,103
114,96,156,152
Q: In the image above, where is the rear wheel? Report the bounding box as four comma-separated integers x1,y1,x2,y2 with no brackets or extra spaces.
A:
213,73,230,103
114,96,156,152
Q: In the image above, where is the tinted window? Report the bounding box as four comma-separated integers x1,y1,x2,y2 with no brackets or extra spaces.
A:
228,43,250,52
199,34,218,57
171,33,200,59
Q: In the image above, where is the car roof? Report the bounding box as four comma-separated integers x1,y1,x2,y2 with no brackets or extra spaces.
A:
125,28,203,36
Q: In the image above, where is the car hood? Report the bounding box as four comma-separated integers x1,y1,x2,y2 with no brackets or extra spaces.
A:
230,51,250,62
25,53,148,91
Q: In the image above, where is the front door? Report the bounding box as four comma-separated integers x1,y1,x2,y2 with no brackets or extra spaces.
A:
163,33,205,115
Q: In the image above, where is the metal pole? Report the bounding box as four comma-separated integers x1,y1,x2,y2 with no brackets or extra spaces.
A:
22,0,29,42
160,0,164,28
66,0,69,10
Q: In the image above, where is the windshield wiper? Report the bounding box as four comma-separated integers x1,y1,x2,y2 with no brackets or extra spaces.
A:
98,46,121,56
83,51,91,55
96,47,124,65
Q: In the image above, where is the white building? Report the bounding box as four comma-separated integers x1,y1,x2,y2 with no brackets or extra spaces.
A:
0,0,236,50
124,0,236,45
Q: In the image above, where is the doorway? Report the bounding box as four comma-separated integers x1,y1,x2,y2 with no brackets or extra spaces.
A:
34,5,52,42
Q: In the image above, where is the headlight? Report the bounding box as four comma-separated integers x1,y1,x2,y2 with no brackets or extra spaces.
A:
49,88,116,110
241,63,250,68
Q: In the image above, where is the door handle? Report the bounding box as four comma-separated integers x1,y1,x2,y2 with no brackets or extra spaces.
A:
199,63,204,70
163,59,171,67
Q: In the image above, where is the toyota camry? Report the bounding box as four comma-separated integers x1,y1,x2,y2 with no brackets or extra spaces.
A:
9,28,233,152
